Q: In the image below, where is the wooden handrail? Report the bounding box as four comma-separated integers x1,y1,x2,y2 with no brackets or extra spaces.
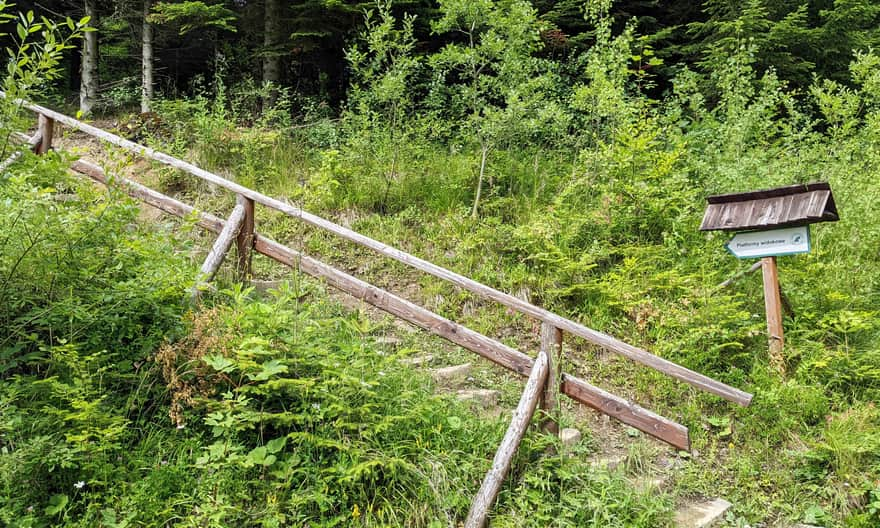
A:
14,98,752,408
70,157,692,450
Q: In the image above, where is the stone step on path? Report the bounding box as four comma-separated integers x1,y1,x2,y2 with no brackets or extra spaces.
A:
632,475,667,491
560,428,582,448
400,354,434,367
456,389,500,409
674,498,732,528
374,335,402,347
590,454,627,471
431,363,472,387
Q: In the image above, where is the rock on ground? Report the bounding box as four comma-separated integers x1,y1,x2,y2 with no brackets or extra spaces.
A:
674,498,732,528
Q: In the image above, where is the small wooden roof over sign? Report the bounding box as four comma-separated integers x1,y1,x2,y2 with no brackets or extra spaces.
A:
700,182,839,232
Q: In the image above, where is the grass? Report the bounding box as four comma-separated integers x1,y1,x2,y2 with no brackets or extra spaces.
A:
7,47,880,527
106,94,880,527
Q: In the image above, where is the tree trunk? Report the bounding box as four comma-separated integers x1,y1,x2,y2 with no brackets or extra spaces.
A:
471,143,489,219
80,0,99,116
262,0,282,110
141,0,154,113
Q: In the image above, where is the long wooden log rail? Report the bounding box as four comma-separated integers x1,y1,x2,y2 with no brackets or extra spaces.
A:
13,99,753,524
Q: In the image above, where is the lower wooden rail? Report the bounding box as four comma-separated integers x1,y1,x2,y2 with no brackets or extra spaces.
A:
1,130,42,171
69,157,692,451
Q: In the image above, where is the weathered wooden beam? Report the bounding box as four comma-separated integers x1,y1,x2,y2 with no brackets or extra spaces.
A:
69,159,692,450
539,323,562,436
70,159,224,233
561,375,690,450
761,256,785,375
191,201,247,302
34,114,54,154
1,131,41,171
17,99,751,407
465,349,550,528
236,196,255,281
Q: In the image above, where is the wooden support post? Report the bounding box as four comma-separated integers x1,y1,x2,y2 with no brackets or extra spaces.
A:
539,323,563,436
34,114,54,154
465,348,550,528
761,256,785,375
191,201,247,302
236,195,255,281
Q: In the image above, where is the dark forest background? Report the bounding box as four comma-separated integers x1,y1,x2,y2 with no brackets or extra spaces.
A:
11,0,880,112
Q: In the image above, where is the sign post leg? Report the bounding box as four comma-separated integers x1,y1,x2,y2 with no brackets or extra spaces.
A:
761,256,785,375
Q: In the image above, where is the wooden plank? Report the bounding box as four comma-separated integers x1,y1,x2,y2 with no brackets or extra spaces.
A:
35,114,54,154
761,256,785,375
561,375,690,450
21,102,753,406
465,348,550,528
539,323,562,436
192,201,246,301
11,130,42,147
70,159,225,232
701,187,838,231
69,158,693,450
236,196,255,280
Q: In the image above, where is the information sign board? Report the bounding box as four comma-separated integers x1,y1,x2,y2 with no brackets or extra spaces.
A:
725,226,810,259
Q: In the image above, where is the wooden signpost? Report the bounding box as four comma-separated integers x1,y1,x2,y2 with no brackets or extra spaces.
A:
701,183,839,375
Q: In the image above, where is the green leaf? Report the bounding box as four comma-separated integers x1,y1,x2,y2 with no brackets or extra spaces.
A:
265,436,286,454
203,354,236,373
446,416,462,430
247,359,287,381
45,494,68,516
245,445,277,466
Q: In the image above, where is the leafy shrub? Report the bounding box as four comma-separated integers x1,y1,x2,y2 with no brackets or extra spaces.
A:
158,284,502,525
0,152,193,526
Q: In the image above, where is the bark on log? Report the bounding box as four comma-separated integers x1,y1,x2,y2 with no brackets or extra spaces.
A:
539,322,562,436
80,0,98,116
1,131,41,171
236,196,255,280
465,349,550,528
141,0,154,113
191,201,246,302
35,115,54,154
